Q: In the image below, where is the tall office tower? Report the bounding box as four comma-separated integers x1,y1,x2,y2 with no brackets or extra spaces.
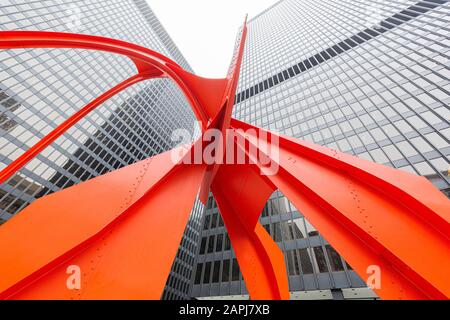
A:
0,1,203,300
191,0,450,300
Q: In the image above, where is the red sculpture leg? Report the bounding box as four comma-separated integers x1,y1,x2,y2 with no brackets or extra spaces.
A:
211,164,289,300
0,145,206,299
1,17,449,300
231,118,450,300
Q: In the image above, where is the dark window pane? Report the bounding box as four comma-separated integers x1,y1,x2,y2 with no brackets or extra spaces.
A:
212,261,221,283
194,263,203,284
216,233,224,252
299,248,314,274
288,67,295,77
224,233,231,250
203,215,210,230
273,75,279,85
207,197,213,209
199,237,207,254
286,250,300,275
326,245,344,271
232,258,240,281
203,262,211,284
211,213,218,229
218,214,224,227
298,62,306,72
314,247,329,273
207,235,215,253
272,222,282,242
288,223,295,240
222,260,230,282
304,59,312,69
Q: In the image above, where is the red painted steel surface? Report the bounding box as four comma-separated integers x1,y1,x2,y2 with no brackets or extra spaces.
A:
211,164,289,300
0,18,449,300
0,147,207,299
231,119,450,299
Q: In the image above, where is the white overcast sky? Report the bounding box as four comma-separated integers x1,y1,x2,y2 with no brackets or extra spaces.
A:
147,0,277,78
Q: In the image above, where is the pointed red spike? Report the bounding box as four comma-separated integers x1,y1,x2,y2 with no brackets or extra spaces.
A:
211,164,289,300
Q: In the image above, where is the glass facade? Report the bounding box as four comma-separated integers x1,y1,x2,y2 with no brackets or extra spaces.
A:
0,0,203,300
191,0,449,299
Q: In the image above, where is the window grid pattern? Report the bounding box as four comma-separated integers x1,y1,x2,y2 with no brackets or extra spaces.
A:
234,0,449,193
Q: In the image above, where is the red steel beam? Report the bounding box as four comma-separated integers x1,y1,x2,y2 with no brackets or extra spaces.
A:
0,30,236,185
211,163,289,300
198,16,248,203
231,118,450,299
0,145,206,299
0,16,449,301
0,30,227,125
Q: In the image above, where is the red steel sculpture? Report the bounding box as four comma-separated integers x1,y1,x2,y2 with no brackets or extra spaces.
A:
0,18,449,300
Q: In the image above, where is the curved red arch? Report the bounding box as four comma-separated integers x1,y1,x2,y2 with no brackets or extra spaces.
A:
0,21,449,301
0,31,212,123
0,30,230,184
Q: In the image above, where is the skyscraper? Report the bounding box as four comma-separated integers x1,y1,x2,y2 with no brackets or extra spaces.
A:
191,0,449,300
0,0,203,300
